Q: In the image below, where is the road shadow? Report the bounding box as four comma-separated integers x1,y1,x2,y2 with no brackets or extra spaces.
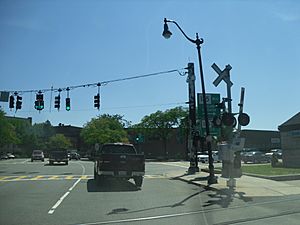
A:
44,163,68,166
107,189,207,215
203,187,253,208
87,178,140,192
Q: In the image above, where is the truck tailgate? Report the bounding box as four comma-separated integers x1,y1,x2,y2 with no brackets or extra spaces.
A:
98,153,145,172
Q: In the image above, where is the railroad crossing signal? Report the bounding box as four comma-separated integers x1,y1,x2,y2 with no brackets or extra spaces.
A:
212,63,233,87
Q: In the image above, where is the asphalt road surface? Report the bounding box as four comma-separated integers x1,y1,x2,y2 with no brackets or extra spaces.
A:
1,159,300,225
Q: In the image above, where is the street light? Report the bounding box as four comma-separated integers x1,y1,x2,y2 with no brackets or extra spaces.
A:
162,18,217,185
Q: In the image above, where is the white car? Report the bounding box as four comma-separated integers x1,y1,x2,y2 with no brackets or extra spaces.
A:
197,153,209,163
197,151,220,163
7,153,15,159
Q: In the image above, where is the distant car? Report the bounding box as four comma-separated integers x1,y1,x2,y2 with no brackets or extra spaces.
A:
0,153,8,160
265,149,282,160
31,150,45,162
197,151,220,163
198,152,209,163
6,153,15,159
243,151,269,164
69,152,80,160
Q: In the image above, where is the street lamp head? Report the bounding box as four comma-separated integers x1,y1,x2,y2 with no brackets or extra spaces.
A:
162,18,172,39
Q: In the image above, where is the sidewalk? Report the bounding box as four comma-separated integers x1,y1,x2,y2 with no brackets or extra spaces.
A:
160,162,300,197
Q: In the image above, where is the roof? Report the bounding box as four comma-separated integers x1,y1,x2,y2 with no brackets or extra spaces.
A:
278,112,300,131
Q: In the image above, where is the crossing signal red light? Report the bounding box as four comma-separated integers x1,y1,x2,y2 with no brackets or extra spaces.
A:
238,113,250,126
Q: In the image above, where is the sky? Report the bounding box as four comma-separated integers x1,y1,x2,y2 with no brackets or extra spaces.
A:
0,0,299,131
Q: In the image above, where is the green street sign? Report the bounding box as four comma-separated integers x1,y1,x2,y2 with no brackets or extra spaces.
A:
197,93,221,136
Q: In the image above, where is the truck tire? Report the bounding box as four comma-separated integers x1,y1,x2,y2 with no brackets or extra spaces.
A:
134,176,143,187
49,161,53,165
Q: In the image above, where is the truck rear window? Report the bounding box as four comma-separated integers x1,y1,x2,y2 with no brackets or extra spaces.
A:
101,145,136,154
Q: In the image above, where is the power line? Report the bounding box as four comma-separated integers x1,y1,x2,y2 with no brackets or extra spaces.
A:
2,68,187,94
8,101,187,113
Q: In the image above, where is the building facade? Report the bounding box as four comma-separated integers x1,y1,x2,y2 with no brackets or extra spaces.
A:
278,112,300,168
240,129,281,151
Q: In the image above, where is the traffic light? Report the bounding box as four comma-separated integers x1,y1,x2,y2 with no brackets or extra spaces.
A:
9,95,14,109
94,94,100,109
66,97,71,111
54,95,60,110
16,96,22,110
35,93,44,111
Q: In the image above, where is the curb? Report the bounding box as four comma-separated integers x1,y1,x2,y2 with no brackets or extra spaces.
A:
202,168,300,181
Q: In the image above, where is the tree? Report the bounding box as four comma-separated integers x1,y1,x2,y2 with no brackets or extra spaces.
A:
0,110,19,148
48,134,72,150
133,107,188,158
80,114,129,145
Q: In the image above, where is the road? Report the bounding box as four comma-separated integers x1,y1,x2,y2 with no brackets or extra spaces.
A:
1,159,300,225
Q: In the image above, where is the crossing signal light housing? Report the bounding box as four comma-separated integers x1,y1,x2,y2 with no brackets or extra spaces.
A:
66,97,71,111
94,94,100,109
54,95,61,110
16,96,22,110
35,93,44,111
9,95,14,109
238,113,250,126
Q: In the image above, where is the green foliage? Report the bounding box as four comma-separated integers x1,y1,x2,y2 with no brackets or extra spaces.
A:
0,110,19,147
80,114,129,145
48,134,72,150
132,107,188,156
134,107,188,139
32,120,55,150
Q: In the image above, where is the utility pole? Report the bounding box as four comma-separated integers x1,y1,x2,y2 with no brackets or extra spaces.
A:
187,63,199,173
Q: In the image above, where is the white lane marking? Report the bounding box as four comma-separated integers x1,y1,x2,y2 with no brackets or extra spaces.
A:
48,178,81,214
48,160,86,214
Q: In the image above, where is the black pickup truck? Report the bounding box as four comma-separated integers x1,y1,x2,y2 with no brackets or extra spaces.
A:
94,143,145,187
49,150,68,165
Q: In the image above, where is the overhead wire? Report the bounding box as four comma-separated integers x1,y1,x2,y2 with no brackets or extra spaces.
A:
2,67,187,94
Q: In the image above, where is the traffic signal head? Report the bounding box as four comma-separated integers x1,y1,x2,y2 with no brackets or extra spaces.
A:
9,95,14,109
54,95,61,110
94,94,100,109
66,97,71,111
35,93,44,110
16,96,22,110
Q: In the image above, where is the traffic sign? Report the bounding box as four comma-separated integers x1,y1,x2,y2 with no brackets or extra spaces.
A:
212,63,233,87
197,93,221,136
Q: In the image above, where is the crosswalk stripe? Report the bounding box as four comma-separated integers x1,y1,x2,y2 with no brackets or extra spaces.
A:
48,176,59,180
0,174,167,181
14,176,28,180
0,176,9,181
31,175,44,180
